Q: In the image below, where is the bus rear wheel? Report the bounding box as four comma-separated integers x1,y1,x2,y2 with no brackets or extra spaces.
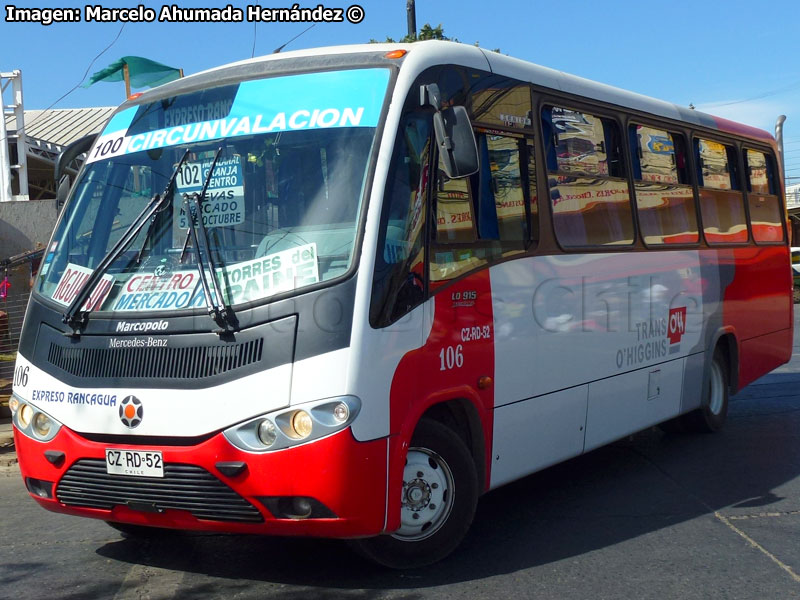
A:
682,348,729,433
352,418,478,569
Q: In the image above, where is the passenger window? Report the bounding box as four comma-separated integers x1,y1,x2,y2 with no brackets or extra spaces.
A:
746,149,772,194
488,134,527,242
745,149,784,244
430,131,531,285
695,138,747,244
629,125,698,245
527,139,539,245
470,77,533,132
543,106,634,247
435,168,476,244
696,139,737,190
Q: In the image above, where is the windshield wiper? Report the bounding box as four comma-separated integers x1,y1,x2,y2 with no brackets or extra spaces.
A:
62,149,191,333
180,147,237,334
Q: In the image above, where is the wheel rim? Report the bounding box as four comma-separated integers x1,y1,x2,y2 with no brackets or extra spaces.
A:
393,447,455,542
708,360,725,416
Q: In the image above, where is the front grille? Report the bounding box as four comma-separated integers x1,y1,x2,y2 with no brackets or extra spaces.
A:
47,338,264,380
56,459,263,523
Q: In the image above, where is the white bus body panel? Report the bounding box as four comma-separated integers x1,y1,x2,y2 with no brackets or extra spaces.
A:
491,385,588,488
488,250,710,488
14,352,292,438
583,357,684,452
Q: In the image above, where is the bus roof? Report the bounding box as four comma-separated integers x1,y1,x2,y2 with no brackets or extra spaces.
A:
126,41,775,144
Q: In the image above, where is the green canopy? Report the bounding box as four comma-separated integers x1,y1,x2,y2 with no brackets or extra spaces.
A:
82,56,181,90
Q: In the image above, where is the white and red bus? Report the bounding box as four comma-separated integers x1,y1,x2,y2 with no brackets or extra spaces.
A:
10,41,792,568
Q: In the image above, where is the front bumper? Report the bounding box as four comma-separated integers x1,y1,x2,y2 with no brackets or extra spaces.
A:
14,423,388,538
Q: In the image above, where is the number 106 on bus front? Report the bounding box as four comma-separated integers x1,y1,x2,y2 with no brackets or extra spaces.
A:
439,345,464,371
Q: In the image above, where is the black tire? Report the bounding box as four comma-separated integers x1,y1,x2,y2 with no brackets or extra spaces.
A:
352,419,479,569
681,348,729,433
106,521,175,539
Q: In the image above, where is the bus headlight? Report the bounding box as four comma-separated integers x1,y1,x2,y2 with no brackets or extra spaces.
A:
289,410,313,439
257,419,278,447
332,402,349,424
12,402,63,442
223,396,361,453
18,404,33,427
32,412,53,438
9,394,21,414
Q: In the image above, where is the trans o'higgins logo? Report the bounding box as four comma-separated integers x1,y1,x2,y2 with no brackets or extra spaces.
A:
668,307,687,346
615,306,689,369
116,320,168,333
119,395,143,428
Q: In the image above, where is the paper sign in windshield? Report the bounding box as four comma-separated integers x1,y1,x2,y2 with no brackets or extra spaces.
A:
218,243,320,305
174,155,244,229
51,263,114,311
110,243,319,311
111,269,207,312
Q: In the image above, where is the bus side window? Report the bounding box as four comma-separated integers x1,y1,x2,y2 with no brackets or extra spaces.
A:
527,139,539,246
695,138,748,244
745,149,784,244
543,105,634,248
430,132,528,286
369,114,431,327
629,125,699,245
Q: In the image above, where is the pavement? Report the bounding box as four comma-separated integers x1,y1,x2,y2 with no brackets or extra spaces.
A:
0,417,16,471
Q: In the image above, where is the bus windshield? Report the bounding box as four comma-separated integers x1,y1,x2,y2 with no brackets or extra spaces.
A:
37,68,390,314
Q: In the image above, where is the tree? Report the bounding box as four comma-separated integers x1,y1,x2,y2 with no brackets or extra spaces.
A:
370,23,500,53
370,22,453,44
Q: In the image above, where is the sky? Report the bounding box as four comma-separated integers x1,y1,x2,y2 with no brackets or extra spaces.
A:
3,0,800,183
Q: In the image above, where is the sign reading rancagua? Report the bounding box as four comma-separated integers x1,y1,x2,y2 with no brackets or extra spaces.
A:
174,155,245,229
86,69,389,164
107,243,320,311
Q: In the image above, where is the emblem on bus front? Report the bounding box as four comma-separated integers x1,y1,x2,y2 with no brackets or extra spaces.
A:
119,395,143,428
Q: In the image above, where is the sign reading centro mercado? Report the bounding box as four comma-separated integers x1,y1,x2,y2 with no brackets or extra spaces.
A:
107,243,320,312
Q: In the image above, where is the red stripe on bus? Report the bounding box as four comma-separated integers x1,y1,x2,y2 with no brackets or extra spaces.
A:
710,115,775,143
385,270,496,530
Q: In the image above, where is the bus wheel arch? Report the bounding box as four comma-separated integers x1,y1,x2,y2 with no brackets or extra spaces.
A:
353,417,479,568
417,398,487,493
713,331,739,396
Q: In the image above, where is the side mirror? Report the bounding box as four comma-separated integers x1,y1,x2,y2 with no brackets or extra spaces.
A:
54,133,98,212
421,83,479,180
433,106,479,179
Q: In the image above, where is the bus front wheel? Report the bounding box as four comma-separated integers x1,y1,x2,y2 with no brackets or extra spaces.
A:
352,418,478,569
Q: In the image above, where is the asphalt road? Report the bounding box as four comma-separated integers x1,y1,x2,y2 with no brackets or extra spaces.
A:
2,319,800,599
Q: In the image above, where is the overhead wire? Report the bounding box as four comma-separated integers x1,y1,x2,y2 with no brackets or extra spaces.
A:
701,79,800,108
0,23,126,145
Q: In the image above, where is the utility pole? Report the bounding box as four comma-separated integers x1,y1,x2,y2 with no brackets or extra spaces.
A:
0,99,12,203
407,0,416,39
0,70,28,202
